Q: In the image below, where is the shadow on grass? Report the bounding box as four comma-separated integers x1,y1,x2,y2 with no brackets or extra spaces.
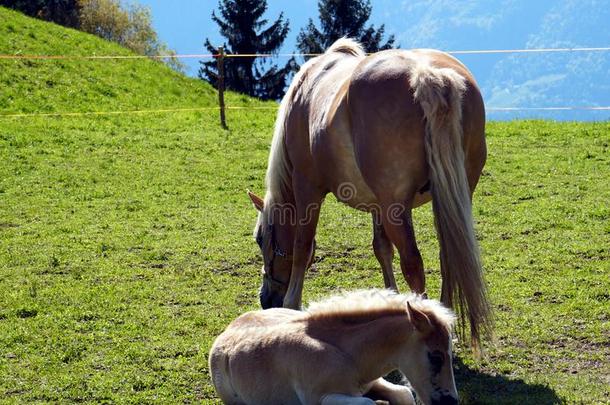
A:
454,358,562,405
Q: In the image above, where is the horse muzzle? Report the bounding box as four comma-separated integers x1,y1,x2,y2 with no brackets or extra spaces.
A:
259,284,285,309
431,395,458,405
260,291,284,309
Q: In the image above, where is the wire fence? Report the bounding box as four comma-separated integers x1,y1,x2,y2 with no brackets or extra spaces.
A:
1,45,610,123
1,46,610,59
0,106,279,119
2,106,610,120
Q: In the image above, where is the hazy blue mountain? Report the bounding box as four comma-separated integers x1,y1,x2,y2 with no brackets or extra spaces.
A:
138,0,610,120
392,0,610,120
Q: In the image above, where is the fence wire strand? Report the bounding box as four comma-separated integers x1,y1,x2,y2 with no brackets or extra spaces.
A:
1,105,610,119
1,46,610,60
2,45,609,119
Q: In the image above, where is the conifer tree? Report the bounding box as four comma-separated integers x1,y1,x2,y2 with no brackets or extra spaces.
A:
199,0,295,100
0,0,80,27
297,0,395,56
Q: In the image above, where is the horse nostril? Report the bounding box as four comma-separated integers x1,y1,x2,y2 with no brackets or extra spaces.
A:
272,294,284,308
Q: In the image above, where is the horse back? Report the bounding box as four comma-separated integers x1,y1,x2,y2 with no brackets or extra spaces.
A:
343,49,486,203
279,47,485,206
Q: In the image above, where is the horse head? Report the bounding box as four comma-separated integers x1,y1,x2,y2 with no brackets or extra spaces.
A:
248,191,316,309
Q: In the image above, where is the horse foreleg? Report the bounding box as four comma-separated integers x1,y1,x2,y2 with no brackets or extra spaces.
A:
372,212,397,291
283,192,322,310
380,204,425,295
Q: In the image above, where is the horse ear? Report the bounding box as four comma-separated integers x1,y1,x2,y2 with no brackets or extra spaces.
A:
247,190,264,212
407,302,433,335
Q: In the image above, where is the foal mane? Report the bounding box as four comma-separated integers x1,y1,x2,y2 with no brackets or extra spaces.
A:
306,289,455,333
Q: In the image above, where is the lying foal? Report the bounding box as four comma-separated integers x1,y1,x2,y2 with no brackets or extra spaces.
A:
209,289,458,405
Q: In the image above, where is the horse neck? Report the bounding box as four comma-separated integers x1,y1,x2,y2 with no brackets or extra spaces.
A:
264,188,297,253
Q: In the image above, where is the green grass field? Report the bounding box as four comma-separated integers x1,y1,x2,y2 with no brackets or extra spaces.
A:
1,6,609,404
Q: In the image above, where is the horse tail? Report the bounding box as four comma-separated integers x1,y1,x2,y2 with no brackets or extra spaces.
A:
409,60,492,351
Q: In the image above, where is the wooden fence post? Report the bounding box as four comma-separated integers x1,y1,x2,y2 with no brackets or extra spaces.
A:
216,46,227,129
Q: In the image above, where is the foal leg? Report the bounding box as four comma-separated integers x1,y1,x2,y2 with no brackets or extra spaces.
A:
372,212,397,290
321,394,377,405
380,201,426,295
365,378,415,405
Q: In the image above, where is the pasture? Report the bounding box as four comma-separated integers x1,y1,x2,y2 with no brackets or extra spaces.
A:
0,114,608,403
0,6,609,403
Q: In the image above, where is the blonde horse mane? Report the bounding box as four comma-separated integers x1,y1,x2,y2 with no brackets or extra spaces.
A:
327,37,365,56
306,289,455,333
264,38,365,208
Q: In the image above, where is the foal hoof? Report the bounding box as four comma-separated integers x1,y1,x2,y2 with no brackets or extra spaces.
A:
421,291,429,299
383,370,406,385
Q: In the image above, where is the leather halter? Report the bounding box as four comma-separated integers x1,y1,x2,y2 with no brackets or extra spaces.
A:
262,224,292,289
261,225,315,290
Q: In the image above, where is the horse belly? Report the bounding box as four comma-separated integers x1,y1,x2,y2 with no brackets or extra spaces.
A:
316,104,433,210
319,148,378,209
314,103,378,209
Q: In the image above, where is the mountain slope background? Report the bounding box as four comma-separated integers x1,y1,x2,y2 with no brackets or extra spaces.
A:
363,0,610,121
139,0,610,121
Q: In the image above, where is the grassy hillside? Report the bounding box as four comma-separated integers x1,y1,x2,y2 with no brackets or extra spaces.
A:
1,7,609,404
0,6,262,114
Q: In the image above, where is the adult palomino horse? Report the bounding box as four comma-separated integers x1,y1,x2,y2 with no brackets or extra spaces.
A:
248,38,491,347
210,289,458,405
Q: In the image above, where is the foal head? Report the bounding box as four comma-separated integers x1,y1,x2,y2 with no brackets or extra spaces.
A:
400,300,458,405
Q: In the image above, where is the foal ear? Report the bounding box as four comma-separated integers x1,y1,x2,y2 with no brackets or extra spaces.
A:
407,302,433,335
247,190,264,212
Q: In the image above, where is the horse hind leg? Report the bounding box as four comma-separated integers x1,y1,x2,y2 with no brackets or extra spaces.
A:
379,201,426,295
372,212,398,291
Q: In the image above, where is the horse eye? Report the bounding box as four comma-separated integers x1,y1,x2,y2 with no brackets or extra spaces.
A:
428,350,444,374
